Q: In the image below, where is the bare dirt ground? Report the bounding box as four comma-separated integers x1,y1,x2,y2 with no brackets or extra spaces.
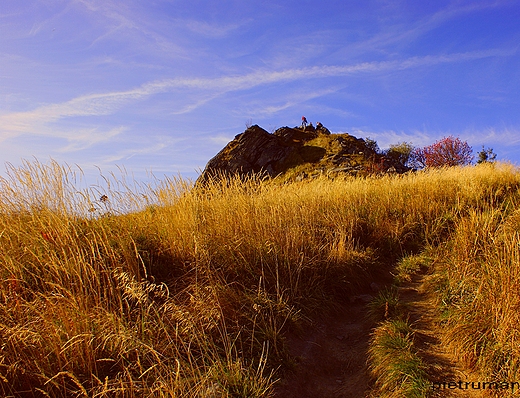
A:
272,296,374,398
273,273,487,398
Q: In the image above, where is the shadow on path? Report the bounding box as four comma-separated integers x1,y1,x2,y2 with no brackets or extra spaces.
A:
273,298,374,398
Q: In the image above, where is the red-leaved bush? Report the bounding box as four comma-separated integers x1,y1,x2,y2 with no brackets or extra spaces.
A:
409,136,473,169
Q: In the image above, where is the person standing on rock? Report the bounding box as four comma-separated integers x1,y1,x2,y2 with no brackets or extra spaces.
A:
301,116,308,129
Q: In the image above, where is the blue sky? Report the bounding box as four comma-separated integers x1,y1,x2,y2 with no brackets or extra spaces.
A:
1,0,519,185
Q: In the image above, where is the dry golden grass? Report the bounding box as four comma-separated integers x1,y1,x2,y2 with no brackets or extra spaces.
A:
0,159,519,396
430,193,520,396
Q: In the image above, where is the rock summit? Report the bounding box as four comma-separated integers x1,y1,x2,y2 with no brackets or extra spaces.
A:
197,124,410,184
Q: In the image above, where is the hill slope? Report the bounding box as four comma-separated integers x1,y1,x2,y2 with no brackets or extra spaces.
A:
1,160,519,397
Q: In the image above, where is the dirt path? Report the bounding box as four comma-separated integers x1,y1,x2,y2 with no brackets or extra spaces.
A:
272,296,374,398
273,274,486,397
399,276,485,398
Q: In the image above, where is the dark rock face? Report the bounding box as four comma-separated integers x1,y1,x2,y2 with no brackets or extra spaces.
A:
197,124,410,184
197,125,320,183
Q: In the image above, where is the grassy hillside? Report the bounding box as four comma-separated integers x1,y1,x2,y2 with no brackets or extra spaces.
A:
0,160,519,397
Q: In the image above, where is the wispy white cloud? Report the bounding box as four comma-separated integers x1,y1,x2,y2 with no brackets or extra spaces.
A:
99,141,170,164
55,126,126,152
344,128,432,149
460,126,520,146
330,1,517,61
74,0,133,27
124,47,509,99
74,0,190,59
240,88,341,118
170,93,224,115
0,48,512,145
210,134,234,146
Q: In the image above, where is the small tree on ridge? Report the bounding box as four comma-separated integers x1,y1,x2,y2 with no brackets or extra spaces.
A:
386,142,414,167
477,146,497,164
410,136,473,169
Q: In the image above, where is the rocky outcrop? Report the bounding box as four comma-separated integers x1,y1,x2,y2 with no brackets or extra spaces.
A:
197,125,321,183
197,124,410,184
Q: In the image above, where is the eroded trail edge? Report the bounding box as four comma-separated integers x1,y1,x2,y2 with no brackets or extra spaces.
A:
399,275,486,398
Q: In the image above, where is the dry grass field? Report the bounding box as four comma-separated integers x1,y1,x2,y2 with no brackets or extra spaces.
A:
1,159,519,397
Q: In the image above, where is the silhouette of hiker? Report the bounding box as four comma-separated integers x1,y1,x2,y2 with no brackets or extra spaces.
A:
301,116,308,129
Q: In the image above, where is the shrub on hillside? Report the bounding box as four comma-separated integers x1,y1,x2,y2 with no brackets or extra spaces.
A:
476,146,497,164
409,136,473,169
364,137,380,153
385,142,414,167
